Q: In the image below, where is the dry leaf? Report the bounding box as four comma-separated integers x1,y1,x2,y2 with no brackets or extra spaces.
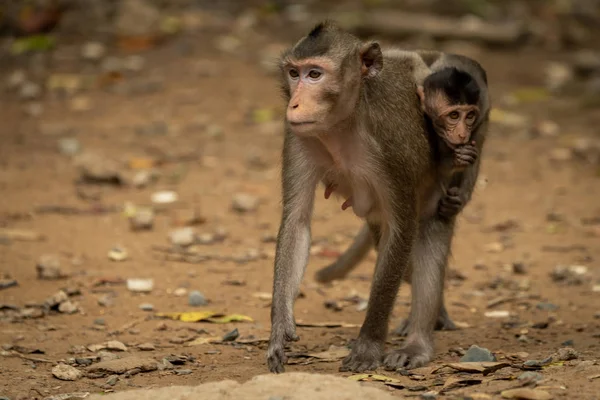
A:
441,376,483,392
155,311,253,323
187,336,222,346
296,320,360,328
347,374,403,384
501,388,552,400
432,362,510,375
288,345,350,365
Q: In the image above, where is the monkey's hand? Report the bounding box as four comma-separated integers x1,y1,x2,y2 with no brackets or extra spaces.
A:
383,338,433,370
454,142,478,168
267,320,299,373
438,187,463,219
339,336,383,372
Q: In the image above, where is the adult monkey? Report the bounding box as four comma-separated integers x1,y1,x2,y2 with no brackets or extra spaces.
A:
314,50,490,336
267,22,456,373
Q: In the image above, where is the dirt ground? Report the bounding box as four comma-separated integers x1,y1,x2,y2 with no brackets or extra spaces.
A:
1,7,600,400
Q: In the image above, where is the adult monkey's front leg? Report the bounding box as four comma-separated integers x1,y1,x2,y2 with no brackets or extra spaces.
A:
267,134,319,373
340,195,418,373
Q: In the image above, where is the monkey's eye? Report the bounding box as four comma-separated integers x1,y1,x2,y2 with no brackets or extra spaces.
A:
466,112,476,120
308,70,322,79
448,111,459,120
289,69,299,79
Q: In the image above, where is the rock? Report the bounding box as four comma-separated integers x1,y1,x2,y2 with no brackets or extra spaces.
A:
158,358,174,371
518,371,543,382
175,369,193,375
173,288,187,297
222,328,239,342
231,193,259,213
81,42,106,61
128,206,155,231
549,147,573,162
58,138,82,156
139,303,154,312
36,254,67,280
75,357,94,366
58,300,79,314
127,278,154,293
151,190,178,205
88,356,158,376
6,69,26,90
94,318,106,326
98,294,114,307
114,0,161,37
52,363,82,381
98,351,119,362
138,343,155,351
197,232,215,245
188,290,208,306
106,341,127,352
87,372,397,399
45,290,69,308
500,388,551,400
460,345,497,362
132,170,157,188
553,347,578,361
169,227,196,247
484,310,510,318
108,246,128,262
106,375,119,386
74,152,123,184
19,82,41,100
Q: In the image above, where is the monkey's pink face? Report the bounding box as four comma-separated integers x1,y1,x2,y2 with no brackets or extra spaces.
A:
425,93,479,147
283,58,342,137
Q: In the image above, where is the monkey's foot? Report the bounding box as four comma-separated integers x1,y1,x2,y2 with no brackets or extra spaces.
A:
392,313,458,337
339,337,383,372
383,338,433,370
266,321,300,373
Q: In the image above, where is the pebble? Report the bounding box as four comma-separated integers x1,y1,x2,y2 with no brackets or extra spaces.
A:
108,246,128,262
484,310,510,318
460,345,497,362
169,227,196,247
173,288,187,297
75,357,94,366
126,278,154,293
222,328,239,342
188,290,208,306
132,170,157,188
175,369,193,375
97,294,114,307
52,363,82,381
36,254,66,280
57,138,81,157
6,69,26,90
19,82,41,100
151,190,178,205
58,300,78,314
231,193,259,213
81,42,106,61
74,151,123,184
139,303,154,312
106,340,127,352
98,351,118,362
549,147,573,162
44,290,69,308
129,207,155,231
125,55,145,72
197,232,215,245
553,347,578,361
106,375,119,386
94,318,106,326
138,343,155,351
158,358,174,371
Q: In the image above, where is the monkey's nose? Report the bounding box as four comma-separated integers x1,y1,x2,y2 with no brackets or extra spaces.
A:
291,103,299,109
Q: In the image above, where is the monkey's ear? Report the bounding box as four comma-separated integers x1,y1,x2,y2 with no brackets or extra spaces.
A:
360,42,383,78
417,85,426,109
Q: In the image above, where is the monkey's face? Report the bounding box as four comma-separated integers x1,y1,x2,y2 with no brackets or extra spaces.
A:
425,92,479,147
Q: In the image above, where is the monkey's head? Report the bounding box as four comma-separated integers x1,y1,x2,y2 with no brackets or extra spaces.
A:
417,67,481,147
279,21,383,137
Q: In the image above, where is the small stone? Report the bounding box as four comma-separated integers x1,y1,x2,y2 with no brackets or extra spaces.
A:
124,55,145,72
106,375,119,386
173,288,187,297
158,358,174,371
45,290,69,308
69,96,92,112
175,369,192,375
139,303,154,311
501,388,551,400
108,246,128,262
74,151,123,184
138,343,155,351
197,232,215,245
222,328,239,342
52,363,82,381
231,193,259,213
69,345,87,355
536,302,558,311
549,147,573,162
523,356,553,369
19,82,41,100
561,339,574,346
213,226,228,241
81,42,106,61
553,347,578,361
484,242,504,253
151,190,178,205
169,227,196,247
6,69,26,90
126,278,154,293
98,294,114,307
484,310,510,318
106,340,127,352
75,357,94,366
188,290,208,306
131,170,158,188
129,207,155,231
94,318,106,326
512,262,527,275
460,345,497,362
36,254,67,280
57,138,81,157
97,351,118,362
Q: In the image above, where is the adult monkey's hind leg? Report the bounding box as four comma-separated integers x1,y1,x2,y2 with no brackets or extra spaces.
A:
314,223,373,283
384,217,454,370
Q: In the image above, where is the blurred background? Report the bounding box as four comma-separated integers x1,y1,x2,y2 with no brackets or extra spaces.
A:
1,1,599,399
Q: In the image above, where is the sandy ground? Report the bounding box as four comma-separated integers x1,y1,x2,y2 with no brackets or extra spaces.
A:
1,17,599,400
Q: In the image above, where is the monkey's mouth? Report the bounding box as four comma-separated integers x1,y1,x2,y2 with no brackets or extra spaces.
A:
289,121,316,127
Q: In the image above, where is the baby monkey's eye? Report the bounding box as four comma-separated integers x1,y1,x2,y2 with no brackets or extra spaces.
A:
308,70,322,79
289,69,299,78
466,111,476,120
449,111,459,119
